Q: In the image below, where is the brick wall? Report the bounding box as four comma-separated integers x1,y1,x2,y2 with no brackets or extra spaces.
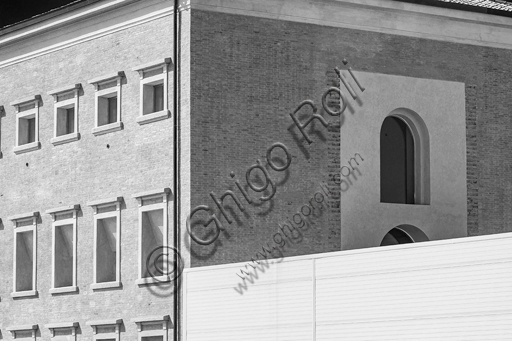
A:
0,16,176,338
189,9,512,267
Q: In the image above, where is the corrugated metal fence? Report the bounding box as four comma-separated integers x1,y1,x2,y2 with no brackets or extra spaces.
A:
184,233,512,340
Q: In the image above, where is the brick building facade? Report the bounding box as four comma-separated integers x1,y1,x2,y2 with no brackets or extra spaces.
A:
1,0,512,340
0,1,178,340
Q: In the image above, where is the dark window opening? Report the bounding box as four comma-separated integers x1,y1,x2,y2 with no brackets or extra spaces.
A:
153,84,164,113
27,118,35,143
380,116,415,204
98,95,118,126
143,83,165,115
15,230,34,291
54,224,74,288
107,97,117,124
19,117,36,145
380,228,414,246
56,107,75,136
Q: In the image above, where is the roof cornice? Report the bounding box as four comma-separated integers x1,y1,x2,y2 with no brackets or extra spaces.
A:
0,0,174,69
0,0,141,46
190,0,512,49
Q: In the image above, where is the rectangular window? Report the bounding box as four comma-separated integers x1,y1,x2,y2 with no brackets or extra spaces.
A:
27,117,36,143
54,224,74,287
96,215,117,282
97,94,118,126
47,205,79,294
88,197,122,290
56,107,75,136
49,84,81,145
6,325,38,340
153,84,164,112
45,322,79,341
141,209,164,278
86,319,123,341
132,316,170,341
108,96,117,124
11,95,41,154
16,229,34,291
133,58,171,125
133,188,170,284
88,72,124,135
9,212,39,298
18,110,36,145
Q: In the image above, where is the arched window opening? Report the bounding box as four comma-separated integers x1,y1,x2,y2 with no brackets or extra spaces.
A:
380,116,415,204
380,108,430,205
380,225,429,246
380,228,413,246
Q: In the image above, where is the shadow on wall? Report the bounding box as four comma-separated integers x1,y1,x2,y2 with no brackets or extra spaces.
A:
186,63,366,262
233,158,365,295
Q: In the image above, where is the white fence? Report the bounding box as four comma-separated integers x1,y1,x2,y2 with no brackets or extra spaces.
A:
183,233,512,340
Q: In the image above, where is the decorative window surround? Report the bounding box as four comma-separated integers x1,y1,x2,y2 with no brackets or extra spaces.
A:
87,196,123,290
132,58,172,125
131,315,171,341
9,211,39,298
46,205,80,295
88,71,125,136
86,318,123,341
10,95,41,154
133,188,171,285
45,322,79,339
6,324,38,339
48,84,81,146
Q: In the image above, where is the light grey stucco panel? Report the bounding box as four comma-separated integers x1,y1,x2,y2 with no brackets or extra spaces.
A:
339,71,467,250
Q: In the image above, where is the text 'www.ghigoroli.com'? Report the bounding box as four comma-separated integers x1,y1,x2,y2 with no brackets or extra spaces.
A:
151,60,366,289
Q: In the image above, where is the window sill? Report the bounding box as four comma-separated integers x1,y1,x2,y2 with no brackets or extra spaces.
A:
136,110,170,125
51,132,80,146
91,281,122,290
11,290,38,298
135,275,170,286
92,121,123,136
50,286,78,295
13,141,40,155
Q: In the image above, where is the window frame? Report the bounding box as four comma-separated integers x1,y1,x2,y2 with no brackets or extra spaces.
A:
88,71,125,136
48,83,81,145
46,205,80,294
87,196,123,290
86,318,123,341
132,58,172,125
131,315,171,341
9,211,39,298
11,95,41,154
133,188,171,285
45,322,79,341
6,324,38,340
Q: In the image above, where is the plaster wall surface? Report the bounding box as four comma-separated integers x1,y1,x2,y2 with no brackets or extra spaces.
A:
339,72,467,249
0,12,176,340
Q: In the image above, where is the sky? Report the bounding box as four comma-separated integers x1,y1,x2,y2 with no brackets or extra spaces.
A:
0,0,78,28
